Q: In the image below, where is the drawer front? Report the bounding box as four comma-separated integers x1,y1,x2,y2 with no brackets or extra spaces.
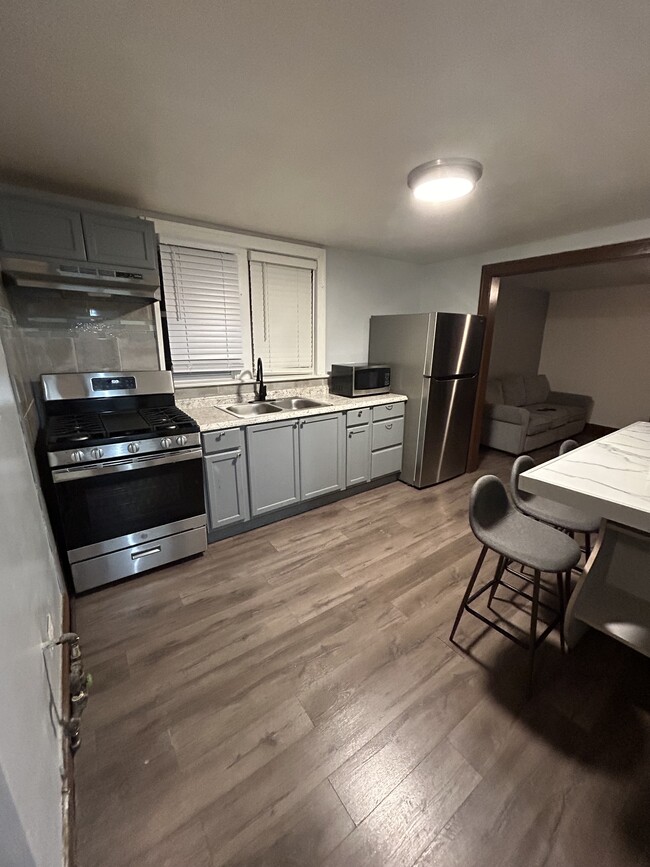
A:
371,445,403,479
372,417,404,451
372,402,405,422
202,428,242,454
346,407,370,427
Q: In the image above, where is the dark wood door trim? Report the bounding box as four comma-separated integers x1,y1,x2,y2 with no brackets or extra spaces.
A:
466,236,650,471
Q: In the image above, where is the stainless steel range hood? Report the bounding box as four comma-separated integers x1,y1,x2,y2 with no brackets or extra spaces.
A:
0,256,161,301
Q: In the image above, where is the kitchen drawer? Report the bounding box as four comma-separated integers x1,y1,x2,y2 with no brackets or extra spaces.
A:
346,407,370,427
372,402,404,422
372,417,404,451
371,445,403,479
202,428,242,454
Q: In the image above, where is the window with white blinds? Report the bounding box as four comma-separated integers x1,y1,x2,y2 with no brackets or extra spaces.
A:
249,255,315,374
159,243,244,376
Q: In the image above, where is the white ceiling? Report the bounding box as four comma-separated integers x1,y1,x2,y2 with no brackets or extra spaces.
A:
502,260,650,292
1,0,649,263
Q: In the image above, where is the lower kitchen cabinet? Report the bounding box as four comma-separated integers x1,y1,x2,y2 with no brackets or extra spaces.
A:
246,418,301,516
204,448,250,529
299,413,346,500
346,422,371,486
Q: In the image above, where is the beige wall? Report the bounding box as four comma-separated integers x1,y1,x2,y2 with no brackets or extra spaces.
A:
539,285,650,428
488,285,549,379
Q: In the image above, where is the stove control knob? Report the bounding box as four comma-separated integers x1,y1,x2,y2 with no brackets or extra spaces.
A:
176,435,188,446
90,447,104,460
70,450,85,463
160,437,173,449
127,442,140,454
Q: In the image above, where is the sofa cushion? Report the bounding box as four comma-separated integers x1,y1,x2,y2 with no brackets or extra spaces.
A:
485,379,504,405
524,374,550,405
559,404,587,423
526,410,554,435
501,375,527,407
527,404,570,430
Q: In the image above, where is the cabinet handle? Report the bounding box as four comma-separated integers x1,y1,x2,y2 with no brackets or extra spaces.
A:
385,423,393,430
385,405,393,410
348,429,364,436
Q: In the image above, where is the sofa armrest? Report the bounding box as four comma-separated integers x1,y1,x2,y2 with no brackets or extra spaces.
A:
547,391,594,412
484,403,530,425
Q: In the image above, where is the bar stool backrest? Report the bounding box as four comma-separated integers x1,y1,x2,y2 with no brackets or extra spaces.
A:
469,475,511,545
510,455,535,512
559,439,579,455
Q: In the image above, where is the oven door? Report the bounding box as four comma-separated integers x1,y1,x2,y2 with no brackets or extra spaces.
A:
52,447,206,559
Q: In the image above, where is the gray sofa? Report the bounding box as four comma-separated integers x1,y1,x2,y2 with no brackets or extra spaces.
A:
481,374,593,455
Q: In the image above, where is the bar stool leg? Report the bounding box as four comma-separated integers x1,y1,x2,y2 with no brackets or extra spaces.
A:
527,570,541,697
487,554,507,609
450,545,488,642
555,571,566,653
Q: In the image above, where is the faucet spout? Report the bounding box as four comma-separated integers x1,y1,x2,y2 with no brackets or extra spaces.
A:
254,357,267,402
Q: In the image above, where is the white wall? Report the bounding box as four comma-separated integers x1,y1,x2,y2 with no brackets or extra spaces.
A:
325,247,424,367
539,285,650,427
489,285,549,379
0,336,65,867
416,216,650,315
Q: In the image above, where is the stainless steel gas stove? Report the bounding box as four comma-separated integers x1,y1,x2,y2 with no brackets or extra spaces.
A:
40,370,207,593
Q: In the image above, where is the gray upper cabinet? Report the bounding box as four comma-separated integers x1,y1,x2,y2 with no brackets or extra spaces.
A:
299,413,345,500
346,422,371,486
81,212,157,269
204,448,250,530
0,197,87,260
246,419,300,516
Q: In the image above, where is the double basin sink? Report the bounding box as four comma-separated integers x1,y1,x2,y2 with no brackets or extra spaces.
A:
221,396,331,418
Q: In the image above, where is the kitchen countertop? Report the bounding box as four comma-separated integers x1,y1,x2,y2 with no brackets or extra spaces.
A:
178,389,408,432
519,421,650,533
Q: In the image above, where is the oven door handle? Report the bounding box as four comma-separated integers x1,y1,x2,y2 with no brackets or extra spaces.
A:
52,447,203,483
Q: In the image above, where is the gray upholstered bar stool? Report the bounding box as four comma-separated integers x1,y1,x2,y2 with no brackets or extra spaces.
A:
510,456,600,562
450,475,581,693
559,439,579,455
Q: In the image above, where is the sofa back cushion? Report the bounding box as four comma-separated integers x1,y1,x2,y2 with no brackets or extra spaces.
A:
501,374,527,407
524,374,550,405
485,379,504,405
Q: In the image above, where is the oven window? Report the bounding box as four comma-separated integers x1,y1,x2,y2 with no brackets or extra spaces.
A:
54,458,205,551
354,368,389,390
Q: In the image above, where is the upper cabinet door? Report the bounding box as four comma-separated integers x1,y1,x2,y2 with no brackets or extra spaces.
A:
81,212,157,269
0,197,87,260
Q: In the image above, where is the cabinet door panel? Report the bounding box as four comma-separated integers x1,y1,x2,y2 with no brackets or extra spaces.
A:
0,198,87,260
204,449,250,529
346,424,371,486
82,212,157,269
247,420,300,516
299,413,345,500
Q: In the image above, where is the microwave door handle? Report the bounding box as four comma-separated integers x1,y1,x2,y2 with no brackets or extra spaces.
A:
52,447,203,483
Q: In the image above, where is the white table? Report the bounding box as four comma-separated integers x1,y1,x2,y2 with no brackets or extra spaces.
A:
519,422,650,656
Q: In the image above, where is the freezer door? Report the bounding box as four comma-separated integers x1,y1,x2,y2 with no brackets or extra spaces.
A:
415,375,479,486
426,313,485,378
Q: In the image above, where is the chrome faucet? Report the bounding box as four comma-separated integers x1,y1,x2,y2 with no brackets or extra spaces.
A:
254,357,267,402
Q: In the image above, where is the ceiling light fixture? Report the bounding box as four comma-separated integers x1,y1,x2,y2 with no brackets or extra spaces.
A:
407,157,483,203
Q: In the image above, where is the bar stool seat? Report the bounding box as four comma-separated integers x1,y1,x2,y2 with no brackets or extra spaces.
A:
480,505,583,572
450,475,581,694
512,493,599,535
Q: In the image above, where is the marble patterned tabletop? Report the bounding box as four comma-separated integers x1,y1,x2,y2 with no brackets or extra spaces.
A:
178,388,408,433
519,422,650,533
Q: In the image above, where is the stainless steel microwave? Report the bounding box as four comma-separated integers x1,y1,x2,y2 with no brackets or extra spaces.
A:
330,364,391,397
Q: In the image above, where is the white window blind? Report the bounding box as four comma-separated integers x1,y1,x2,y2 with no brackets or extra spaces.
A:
159,243,244,375
249,255,315,374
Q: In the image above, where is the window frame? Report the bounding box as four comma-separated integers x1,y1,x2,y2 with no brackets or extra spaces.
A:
153,219,326,387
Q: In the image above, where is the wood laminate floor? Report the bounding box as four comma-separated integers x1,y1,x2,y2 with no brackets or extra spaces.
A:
74,440,650,867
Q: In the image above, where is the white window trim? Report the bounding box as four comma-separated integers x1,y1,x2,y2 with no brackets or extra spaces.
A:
153,219,326,387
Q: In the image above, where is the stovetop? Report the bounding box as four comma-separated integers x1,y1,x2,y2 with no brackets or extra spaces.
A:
45,405,199,451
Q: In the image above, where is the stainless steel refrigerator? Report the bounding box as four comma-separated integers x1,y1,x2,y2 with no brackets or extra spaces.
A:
369,312,485,487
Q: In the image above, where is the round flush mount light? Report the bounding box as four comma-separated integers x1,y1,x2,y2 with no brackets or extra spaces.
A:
407,157,483,202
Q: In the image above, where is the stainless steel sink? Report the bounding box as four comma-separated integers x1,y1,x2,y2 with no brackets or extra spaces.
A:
221,403,284,417
269,397,331,410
